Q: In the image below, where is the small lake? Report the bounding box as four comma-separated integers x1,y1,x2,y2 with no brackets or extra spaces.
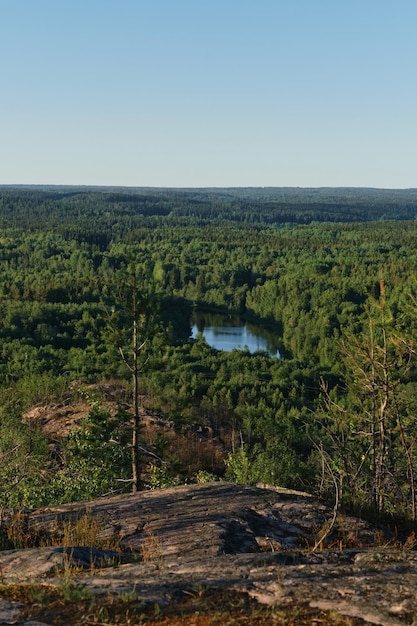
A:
191,311,281,358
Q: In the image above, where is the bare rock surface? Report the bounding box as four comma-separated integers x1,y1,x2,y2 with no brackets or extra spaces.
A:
1,482,416,625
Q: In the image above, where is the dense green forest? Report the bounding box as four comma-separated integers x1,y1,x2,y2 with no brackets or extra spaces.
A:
1,185,417,523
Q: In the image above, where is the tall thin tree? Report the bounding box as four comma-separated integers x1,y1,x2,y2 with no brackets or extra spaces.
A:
107,263,161,491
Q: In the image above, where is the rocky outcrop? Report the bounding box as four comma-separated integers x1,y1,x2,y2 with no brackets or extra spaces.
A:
1,482,416,625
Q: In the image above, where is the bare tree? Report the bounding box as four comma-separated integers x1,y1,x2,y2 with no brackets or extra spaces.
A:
107,264,162,491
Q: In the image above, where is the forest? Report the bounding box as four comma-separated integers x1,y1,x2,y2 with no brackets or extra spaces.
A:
1,184,417,524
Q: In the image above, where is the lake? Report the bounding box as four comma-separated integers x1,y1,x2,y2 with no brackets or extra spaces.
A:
191,311,281,358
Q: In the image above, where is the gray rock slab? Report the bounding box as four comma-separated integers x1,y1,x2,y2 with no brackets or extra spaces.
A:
0,482,413,625
0,599,26,623
0,547,127,582
23,482,381,556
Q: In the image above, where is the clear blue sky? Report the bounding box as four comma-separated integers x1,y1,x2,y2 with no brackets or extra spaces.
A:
1,0,416,188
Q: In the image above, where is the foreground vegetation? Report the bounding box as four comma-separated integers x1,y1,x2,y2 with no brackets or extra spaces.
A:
1,185,417,524
1,584,368,625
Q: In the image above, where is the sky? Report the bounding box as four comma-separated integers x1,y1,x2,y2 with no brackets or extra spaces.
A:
1,0,416,188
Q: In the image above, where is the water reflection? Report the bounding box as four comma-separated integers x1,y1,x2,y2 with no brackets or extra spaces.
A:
191,311,281,358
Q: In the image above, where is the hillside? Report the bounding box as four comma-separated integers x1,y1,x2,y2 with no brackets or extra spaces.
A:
0,186,417,624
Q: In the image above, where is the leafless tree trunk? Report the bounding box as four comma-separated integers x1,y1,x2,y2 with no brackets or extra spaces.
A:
112,265,160,492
